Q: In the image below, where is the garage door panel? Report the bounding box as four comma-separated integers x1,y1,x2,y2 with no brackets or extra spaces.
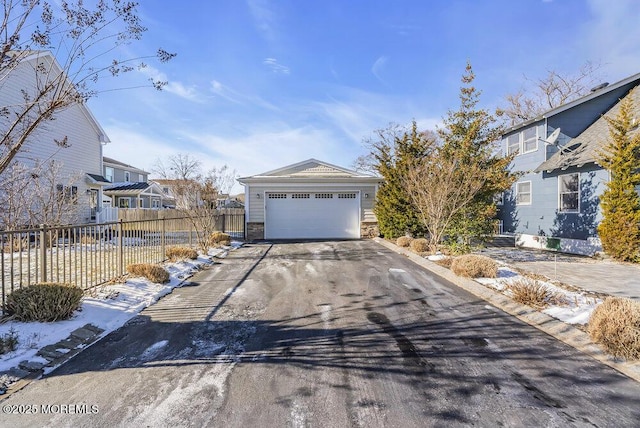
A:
265,192,360,239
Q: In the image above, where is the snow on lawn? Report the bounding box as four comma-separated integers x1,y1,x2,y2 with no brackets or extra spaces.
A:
0,243,241,374
475,265,602,325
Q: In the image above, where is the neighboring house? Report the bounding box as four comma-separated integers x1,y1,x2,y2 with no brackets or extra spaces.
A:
216,193,245,208
103,157,169,209
150,178,213,209
238,159,382,240
0,51,110,224
497,72,640,254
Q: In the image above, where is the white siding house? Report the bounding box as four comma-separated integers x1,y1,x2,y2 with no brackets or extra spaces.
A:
238,159,382,240
0,51,110,224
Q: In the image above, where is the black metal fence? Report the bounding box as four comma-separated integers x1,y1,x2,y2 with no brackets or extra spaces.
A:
1,212,245,313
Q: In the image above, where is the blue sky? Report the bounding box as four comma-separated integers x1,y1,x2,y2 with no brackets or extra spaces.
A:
91,0,640,192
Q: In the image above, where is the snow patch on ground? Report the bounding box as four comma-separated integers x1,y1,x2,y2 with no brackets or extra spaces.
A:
141,340,169,360
474,265,602,325
0,246,240,374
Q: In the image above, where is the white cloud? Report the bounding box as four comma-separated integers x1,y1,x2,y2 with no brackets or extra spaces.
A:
371,56,388,84
263,58,291,75
138,65,202,102
210,79,280,111
247,0,279,44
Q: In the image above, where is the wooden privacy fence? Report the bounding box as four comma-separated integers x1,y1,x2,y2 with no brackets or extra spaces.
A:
0,211,245,313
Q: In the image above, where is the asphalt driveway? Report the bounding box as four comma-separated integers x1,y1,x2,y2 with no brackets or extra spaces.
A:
1,240,639,427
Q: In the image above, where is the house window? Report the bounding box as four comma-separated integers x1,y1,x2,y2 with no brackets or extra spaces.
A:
118,198,130,208
494,192,504,206
162,187,169,194
559,173,579,213
124,171,130,182
522,127,537,153
506,127,538,155
56,184,78,204
516,181,531,205
507,134,520,156
138,198,144,208
152,199,161,208
105,167,114,182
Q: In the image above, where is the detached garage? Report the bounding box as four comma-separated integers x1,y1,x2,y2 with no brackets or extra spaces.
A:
238,159,382,240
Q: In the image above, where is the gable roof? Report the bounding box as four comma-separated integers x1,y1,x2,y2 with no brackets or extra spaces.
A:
535,86,640,173
238,158,381,184
15,51,110,144
103,156,149,175
505,71,640,133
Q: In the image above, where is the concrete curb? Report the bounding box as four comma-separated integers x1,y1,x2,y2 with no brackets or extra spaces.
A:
373,237,640,383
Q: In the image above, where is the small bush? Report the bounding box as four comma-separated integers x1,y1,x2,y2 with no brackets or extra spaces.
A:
166,246,198,261
0,329,19,355
6,283,83,322
450,254,498,278
434,257,453,269
409,238,429,253
209,231,231,246
396,236,413,247
507,278,563,309
127,263,170,283
588,297,640,360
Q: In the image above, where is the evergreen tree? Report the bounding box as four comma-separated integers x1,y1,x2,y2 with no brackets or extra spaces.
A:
371,122,433,238
438,63,517,251
597,91,640,262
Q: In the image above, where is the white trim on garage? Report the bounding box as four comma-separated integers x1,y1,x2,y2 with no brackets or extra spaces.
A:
265,191,361,239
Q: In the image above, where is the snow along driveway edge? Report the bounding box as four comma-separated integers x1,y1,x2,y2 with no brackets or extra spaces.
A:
373,238,640,384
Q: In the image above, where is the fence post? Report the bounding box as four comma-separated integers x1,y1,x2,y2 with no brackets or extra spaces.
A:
117,219,124,277
161,218,166,260
39,224,47,283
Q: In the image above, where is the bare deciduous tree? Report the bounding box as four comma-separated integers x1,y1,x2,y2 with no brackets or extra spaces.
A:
0,160,82,229
0,0,175,176
152,153,202,181
176,166,239,251
499,61,604,125
403,148,486,251
153,153,238,251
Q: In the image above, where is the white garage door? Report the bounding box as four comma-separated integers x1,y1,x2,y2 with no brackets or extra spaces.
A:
265,192,360,239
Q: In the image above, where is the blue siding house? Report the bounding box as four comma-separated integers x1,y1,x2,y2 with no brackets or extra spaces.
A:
497,72,640,254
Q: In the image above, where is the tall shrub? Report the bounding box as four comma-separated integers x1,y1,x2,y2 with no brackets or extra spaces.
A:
597,90,640,262
371,122,434,238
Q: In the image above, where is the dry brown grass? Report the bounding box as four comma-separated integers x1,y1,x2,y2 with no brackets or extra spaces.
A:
166,246,199,261
127,263,170,284
80,236,97,244
450,254,498,278
588,297,640,360
409,238,429,253
208,231,231,246
396,236,413,247
506,278,565,309
433,257,453,269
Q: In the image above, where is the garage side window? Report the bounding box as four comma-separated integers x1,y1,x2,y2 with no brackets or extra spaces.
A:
315,193,333,198
268,193,287,199
338,193,356,199
292,193,310,199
